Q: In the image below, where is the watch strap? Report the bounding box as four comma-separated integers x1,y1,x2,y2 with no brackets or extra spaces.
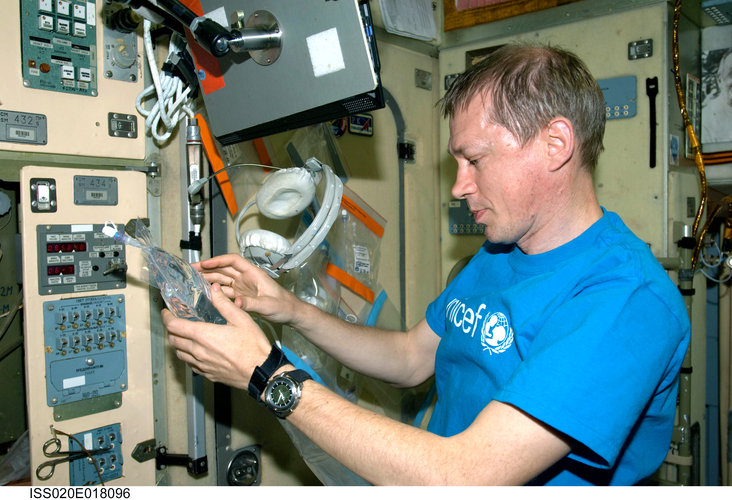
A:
248,344,288,401
286,369,313,385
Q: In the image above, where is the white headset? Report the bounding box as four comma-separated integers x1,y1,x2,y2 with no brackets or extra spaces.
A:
235,157,343,278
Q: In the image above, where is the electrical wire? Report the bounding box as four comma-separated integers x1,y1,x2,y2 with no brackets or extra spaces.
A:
136,19,195,145
187,162,281,196
701,267,732,283
698,237,732,283
50,427,105,486
671,0,713,272
700,240,722,269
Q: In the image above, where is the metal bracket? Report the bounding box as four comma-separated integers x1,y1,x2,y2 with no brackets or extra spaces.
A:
156,446,208,476
124,164,161,176
131,439,156,462
398,141,416,163
123,165,162,196
628,38,653,60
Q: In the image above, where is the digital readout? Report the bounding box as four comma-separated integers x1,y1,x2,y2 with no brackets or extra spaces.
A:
46,241,87,253
47,265,75,276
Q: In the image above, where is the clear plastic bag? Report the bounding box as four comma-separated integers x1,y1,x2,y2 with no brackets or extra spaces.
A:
326,185,385,303
0,430,29,485
278,420,369,486
103,219,225,324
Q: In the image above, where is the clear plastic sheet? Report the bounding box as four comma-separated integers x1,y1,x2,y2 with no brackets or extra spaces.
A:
103,219,225,324
0,430,29,485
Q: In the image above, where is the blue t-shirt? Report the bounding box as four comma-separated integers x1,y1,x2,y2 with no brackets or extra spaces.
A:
425,211,690,485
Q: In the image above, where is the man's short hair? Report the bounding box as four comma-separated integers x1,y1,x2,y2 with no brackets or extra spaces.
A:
440,43,606,171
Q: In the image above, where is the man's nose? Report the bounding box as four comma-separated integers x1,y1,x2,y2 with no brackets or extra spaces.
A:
451,165,474,200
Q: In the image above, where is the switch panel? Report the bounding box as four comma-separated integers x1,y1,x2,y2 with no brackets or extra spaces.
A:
69,423,124,485
21,0,98,96
3,2,145,158
599,75,638,120
43,294,127,409
448,199,485,235
36,223,126,295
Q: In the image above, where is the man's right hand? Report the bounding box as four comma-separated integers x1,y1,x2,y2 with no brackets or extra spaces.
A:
193,253,304,325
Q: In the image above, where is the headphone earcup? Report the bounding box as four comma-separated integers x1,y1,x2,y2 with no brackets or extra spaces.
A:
239,229,291,255
256,168,316,219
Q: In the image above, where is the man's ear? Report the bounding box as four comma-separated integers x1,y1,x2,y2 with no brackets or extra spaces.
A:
544,117,574,171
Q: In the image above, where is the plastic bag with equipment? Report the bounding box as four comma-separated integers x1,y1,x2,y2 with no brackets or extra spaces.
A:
102,219,225,324
326,185,385,303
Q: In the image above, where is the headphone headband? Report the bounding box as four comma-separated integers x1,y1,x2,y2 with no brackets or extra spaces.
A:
235,157,343,278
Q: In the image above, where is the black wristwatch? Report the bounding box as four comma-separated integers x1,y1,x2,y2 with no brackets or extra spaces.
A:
263,369,312,418
248,344,289,402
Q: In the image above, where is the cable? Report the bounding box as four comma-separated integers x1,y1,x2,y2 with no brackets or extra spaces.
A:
700,240,722,269
136,19,195,145
698,237,731,282
50,427,105,486
187,162,281,196
671,0,711,272
701,267,732,284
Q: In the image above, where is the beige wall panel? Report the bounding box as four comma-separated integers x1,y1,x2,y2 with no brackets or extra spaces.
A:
438,3,675,284
20,166,155,485
322,42,442,327
1,4,145,160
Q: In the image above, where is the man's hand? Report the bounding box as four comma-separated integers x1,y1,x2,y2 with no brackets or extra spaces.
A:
162,283,273,389
192,253,303,325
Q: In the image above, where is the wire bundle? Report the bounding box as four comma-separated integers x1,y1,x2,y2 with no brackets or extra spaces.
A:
136,19,195,144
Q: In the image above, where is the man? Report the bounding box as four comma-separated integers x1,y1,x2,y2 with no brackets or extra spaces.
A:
163,43,690,485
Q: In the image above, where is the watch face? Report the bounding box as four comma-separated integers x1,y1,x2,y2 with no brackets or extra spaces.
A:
269,379,295,410
265,374,304,417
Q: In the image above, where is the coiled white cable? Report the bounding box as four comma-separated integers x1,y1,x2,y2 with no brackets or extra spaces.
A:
136,19,195,144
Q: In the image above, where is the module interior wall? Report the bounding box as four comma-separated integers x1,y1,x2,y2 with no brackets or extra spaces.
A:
157,38,441,485
437,3,672,284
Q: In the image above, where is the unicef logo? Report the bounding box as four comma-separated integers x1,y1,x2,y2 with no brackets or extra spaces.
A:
481,312,514,354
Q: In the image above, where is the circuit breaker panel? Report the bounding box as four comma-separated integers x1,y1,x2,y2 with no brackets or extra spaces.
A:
3,2,145,159
21,0,98,97
20,166,155,485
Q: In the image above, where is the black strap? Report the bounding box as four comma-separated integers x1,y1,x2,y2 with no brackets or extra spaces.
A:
645,76,658,168
248,344,288,401
286,369,313,385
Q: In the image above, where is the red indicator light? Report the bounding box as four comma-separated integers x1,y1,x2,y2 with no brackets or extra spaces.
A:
47,265,75,276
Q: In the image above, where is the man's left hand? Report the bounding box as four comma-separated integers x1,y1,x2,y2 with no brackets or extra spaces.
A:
162,283,273,389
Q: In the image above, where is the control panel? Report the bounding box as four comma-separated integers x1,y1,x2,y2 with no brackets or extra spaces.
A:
21,165,154,485
43,294,127,411
37,224,126,295
448,199,485,235
21,0,98,97
598,75,638,120
1,2,145,159
69,423,124,485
